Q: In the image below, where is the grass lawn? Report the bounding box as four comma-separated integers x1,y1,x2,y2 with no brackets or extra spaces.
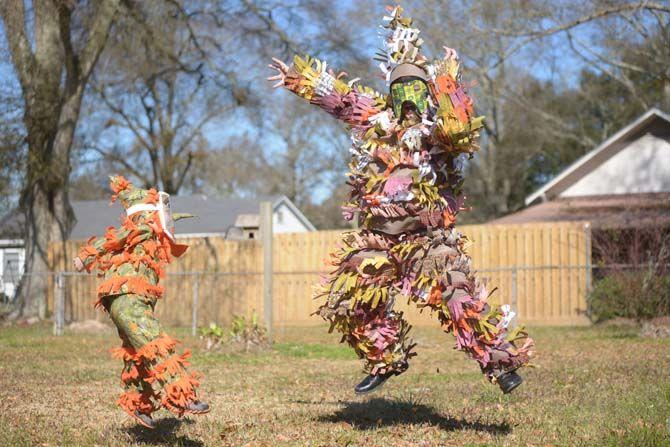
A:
1,322,669,446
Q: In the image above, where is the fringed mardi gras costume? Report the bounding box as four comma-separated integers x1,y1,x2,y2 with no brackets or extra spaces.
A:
76,176,207,425
270,5,533,386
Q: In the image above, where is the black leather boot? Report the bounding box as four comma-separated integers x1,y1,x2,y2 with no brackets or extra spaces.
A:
354,371,395,395
133,411,157,429
497,371,523,394
184,400,210,415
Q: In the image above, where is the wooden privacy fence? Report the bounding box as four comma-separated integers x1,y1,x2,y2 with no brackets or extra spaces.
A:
49,221,592,329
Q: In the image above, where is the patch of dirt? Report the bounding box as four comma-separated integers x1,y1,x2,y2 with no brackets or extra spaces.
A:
67,319,112,334
597,317,639,328
648,316,670,326
16,316,41,327
640,317,670,338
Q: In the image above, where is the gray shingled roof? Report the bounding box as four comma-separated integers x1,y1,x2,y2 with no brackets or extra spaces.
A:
0,208,23,239
0,195,302,241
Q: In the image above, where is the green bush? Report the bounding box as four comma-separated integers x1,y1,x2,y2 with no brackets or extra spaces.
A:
588,270,670,323
199,312,269,352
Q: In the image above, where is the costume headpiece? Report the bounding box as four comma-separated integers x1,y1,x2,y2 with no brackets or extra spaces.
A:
108,175,179,242
379,6,430,118
377,5,428,82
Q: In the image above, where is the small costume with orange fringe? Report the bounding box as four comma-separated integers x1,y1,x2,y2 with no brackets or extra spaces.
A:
75,176,208,426
269,5,533,392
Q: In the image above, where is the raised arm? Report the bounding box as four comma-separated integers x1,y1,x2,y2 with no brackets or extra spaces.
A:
428,47,484,154
269,55,387,129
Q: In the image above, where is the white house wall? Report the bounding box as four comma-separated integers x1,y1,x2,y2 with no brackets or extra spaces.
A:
0,245,25,300
273,203,310,233
561,133,670,197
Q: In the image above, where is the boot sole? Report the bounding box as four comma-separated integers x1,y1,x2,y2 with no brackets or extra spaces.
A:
355,370,404,395
501,378,523,394
130,413,156,429
184,408,211,415
355,380,388,395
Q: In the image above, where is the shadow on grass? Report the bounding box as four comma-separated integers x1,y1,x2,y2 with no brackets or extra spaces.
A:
127,417,203,447
318,398,511,434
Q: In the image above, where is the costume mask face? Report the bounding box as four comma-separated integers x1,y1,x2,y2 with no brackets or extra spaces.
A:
158,191,175,240
390,76,428,118
125,191,176,241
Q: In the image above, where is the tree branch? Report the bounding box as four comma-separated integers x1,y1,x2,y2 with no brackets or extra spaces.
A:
94,85,155,152
0,0,36,89
57,3,80,91
483,3,670,37
566,32,649,110
86,144,150,184
174,151,193,192
79,0,123,80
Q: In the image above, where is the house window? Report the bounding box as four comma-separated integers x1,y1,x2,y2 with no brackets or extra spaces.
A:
3,251,21,282
276,210,284,224
248,232,255,239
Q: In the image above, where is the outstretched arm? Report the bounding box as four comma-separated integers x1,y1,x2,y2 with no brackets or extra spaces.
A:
73,225,146,272
429,47,484,153
269,55,387,129
74,234,114,272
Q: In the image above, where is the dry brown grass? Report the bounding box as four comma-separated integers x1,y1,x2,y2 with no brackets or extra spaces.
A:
1,323,669,446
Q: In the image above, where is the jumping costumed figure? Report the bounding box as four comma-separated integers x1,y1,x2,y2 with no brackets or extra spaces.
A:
73,176,210,428
269,5,533,394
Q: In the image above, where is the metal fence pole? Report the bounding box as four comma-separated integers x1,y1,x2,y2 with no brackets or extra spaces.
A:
260,201,274,342
584,223,593,293
191,273,200,336
510,267,518,328
53,273,64,336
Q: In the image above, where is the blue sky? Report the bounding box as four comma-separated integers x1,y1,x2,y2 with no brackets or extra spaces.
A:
0,1,604,207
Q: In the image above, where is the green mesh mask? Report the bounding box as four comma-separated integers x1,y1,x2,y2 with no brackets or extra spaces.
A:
391,77,429,118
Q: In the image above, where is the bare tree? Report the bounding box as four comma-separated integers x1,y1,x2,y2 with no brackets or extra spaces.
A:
257,97,346,208
0,0,122,318
80,1,253,193
409,0,670,222
201,97,346,208
0,80,24,217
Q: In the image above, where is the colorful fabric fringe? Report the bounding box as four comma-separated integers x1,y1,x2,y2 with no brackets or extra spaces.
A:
77,176,202,416
273,5,533,381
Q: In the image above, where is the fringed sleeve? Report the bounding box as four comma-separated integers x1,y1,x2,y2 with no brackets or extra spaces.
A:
282,55,387,130
77,233,115,272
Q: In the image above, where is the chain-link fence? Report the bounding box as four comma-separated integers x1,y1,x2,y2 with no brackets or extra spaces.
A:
51,271,264,336
41,263,601,336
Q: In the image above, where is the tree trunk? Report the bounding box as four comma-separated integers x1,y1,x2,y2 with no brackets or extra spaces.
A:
15,86,83,319
1,0,121,319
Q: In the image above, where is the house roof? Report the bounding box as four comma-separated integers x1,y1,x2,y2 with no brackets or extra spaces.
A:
0,195,316,241
0,208,23,239
525,108,670,206
492,192,670,229
234,214,260,228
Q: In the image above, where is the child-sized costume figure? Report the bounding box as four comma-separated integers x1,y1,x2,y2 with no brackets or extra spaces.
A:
73,176,209,428
269,5,533,394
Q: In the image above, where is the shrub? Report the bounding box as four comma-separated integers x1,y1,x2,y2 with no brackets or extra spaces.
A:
229,313,268,349
199,312,270,352
588,269,670,323
199,322,226,351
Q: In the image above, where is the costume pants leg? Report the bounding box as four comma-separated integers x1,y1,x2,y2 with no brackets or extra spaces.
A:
318,229,532,380
317,231,416,375
407,230,533,382
107,293,201,417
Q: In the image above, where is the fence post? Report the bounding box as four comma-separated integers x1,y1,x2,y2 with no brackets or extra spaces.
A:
53,273,64,336
584,223,592,293
510,267,518,328
260,201,273,342
191,273,199,336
